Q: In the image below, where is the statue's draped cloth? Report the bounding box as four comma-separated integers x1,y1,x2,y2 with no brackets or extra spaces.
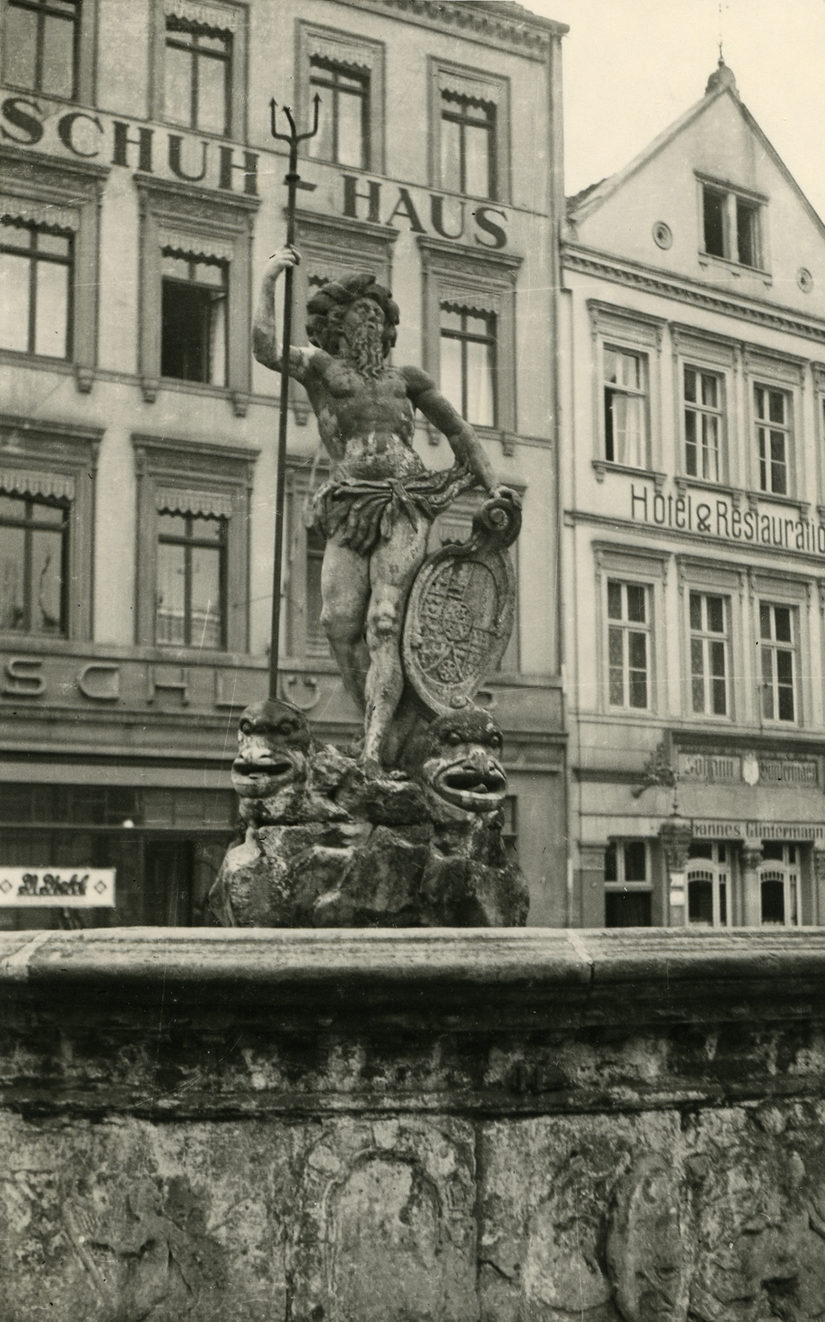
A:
311,465,476,555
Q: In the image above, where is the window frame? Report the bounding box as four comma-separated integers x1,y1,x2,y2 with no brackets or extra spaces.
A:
2,0,96,104
156,508,228,650
0,218,74,360
676,557,741,723
160,251,229,386
687,842,731,928
587,302,664,481
758,599,799,726
593,543,667,717
296,23,385,174
418,236,522,448
744,350,804,502
0,413,100,641
283,459,334,666
697,175,768,273
135,174,257,414
151,0,247,141
671,327,737,490
428,58,510,204
439,302,498,429
1,146,106,391
604,839,653,927
131,433,256,654
758,844,800,928
606,578,652,713
687,589,731,719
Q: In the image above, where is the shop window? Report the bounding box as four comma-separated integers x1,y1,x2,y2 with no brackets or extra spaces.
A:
604,840,652,927
759,843,799,926
132,433,256,652
153,0,246,139
297,25,384,173
161,253,227,385
607,579,650,710
429,60,509,202
701,181,763,269
1,148,105,388
419,237,521,441
0,415,99,639
754,384,792,496
759,602,797,723
0,219,72,359
439,304,496,428
689,591,729,716
135,176,257,412
687,842,729,926
164,18,231,136
684,365,724,482
603,346,648,467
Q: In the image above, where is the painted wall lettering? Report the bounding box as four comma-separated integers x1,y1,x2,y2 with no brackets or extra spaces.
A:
341,173,510,248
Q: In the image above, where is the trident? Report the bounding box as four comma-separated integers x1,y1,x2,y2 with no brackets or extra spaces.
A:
267,94,320,700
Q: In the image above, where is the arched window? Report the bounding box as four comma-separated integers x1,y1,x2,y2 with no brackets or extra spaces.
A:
687,842,729,927
758,844,799,927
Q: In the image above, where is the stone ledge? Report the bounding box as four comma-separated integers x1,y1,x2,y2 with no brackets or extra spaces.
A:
3,927,825,1028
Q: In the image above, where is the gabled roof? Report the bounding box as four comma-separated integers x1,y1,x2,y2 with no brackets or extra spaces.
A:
566,63,825,245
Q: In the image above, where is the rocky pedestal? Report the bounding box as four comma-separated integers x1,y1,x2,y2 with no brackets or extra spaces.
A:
3,927,825,1320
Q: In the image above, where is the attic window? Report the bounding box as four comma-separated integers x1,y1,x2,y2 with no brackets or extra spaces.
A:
701,182,763,269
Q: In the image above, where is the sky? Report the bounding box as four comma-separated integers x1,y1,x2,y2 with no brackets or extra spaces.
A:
511,0,825,219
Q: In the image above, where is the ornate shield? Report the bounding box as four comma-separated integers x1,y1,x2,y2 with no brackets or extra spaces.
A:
403,494,521,716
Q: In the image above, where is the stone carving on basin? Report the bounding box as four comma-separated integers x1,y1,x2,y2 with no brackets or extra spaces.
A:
210,252,527,928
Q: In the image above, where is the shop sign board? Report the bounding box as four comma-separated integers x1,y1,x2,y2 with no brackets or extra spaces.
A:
0,868,116,908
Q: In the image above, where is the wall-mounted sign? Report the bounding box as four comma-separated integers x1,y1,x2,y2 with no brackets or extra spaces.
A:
630,483,825,559
678,750,820,788
692,821,825,843
0,868,116,908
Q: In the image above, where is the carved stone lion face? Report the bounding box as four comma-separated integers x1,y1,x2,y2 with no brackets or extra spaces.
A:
416,709,507,816
231,700,312,809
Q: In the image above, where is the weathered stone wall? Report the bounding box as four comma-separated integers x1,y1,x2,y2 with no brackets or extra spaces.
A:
2,928,825,1320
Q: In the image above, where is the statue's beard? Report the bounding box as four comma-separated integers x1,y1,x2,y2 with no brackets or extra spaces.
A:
344,321,384,377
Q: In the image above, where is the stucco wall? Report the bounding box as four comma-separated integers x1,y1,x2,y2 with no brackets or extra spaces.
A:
3,927,825,1319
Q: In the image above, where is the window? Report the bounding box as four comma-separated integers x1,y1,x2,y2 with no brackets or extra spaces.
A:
297,25,384,173
308,58,368,169
604,840,651,927
0,219,72,358
759,602,796,723
754,384,792,496
154,0,246,139
689,591,729,716
156,510,226,648
439,304,496,427
440,92,496,198
419,238,521,440
136,176,258,412
0,491,67,634
161,253,227,385
0,414,100,640
684,366,723,482
607,580,650,710
132,434,256,652
701,181,763,269
759,843,799,927
429,61,510,203
164,19,231,136
687,842,729,927
603,347,647,467
1,148,104,388
4,0,78,98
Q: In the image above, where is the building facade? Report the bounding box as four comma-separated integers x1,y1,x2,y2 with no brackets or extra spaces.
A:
0,0,567,926
562,62,825,930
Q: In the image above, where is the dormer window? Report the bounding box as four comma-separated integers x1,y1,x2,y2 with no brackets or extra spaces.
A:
701,181,764,269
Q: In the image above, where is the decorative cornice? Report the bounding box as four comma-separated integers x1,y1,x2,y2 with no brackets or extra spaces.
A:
563,246,825,345
334,0,564,57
